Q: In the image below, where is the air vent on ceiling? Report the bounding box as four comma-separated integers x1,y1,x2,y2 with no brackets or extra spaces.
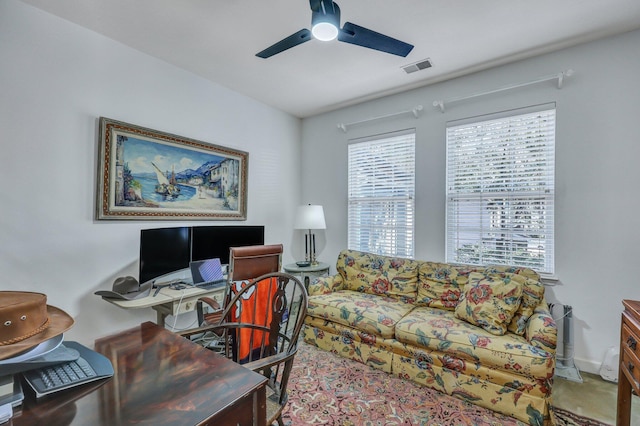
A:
402,58,433,74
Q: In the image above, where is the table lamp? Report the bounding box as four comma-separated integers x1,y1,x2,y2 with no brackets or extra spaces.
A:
294,204,326,266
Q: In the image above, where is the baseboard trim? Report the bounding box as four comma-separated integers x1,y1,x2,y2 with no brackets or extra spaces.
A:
573,357,602,376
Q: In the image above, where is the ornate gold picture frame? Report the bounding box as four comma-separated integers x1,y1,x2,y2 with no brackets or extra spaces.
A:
96,117,248,220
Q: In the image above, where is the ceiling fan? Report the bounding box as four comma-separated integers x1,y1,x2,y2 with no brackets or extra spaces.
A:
256,0,414,59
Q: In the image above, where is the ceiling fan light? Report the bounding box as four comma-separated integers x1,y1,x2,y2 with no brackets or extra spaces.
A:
312,22,338,41
311,1,340,41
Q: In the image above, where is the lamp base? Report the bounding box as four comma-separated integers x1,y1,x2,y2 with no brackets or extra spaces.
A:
296,261,311,267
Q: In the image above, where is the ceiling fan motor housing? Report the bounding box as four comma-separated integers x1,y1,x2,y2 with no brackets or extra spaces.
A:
311,0,340,41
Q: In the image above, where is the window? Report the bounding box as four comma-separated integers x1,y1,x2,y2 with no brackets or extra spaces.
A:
348,130,415,258
446,105,555,274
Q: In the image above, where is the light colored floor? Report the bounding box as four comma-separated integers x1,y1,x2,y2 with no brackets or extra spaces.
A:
553,371,640,425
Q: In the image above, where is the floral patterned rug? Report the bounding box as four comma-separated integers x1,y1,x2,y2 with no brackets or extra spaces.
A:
282,341,610,426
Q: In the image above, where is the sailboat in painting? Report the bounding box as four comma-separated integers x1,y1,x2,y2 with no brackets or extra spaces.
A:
151,162,181,197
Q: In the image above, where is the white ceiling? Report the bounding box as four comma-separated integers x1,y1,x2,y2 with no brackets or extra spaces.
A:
19,0,640,118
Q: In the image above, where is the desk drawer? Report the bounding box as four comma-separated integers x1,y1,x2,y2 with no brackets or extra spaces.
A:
621,348,640,393
171,291,223,315
622,321,640,360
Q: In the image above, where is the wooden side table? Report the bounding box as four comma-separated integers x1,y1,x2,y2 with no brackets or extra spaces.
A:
283,262,330,290
617,299,640,425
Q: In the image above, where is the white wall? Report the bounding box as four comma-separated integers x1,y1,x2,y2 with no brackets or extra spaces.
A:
301,29,640,374
0,0,302,345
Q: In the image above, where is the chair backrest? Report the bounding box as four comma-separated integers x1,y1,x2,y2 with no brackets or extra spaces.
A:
227,244,283,282
216,272,308,423
220,272,306,363
183,271,307,425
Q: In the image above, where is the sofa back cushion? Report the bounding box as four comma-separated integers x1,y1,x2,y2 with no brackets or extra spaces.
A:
336,250,419,301
483,266,544,335
416,262,478,310
454,272,525,336
483,265,540,281
506,275,546,335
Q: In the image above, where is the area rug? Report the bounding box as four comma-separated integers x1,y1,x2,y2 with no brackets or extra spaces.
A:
282,342,610,426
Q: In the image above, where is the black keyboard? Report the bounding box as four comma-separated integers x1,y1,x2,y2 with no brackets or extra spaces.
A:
22,341,114,398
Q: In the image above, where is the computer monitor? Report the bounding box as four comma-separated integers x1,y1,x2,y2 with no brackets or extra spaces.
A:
191,225,265,265
139,226,191,284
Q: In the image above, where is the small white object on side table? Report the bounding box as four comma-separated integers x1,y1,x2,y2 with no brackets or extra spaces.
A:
283,262,330,291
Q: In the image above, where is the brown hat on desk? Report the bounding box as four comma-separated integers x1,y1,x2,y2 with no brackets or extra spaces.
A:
94,276,152,300
0,291,74,360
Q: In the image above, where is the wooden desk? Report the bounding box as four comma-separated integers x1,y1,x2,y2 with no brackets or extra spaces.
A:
10,322,266,426
617,299,640,425
102,284,225,326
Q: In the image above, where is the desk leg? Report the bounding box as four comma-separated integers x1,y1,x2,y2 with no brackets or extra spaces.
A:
152,304,172,327
617,366,632,426
150,306,168,327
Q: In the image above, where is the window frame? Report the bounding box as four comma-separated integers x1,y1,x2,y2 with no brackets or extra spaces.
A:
347,129,416,258
445,104,556,275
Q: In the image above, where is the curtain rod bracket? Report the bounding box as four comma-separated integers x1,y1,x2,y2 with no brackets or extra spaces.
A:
557,69,574,89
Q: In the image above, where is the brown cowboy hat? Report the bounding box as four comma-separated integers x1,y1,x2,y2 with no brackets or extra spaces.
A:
0,291,74,361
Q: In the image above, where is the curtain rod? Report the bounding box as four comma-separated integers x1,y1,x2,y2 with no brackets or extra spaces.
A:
433,69,574,113
337,105,423,133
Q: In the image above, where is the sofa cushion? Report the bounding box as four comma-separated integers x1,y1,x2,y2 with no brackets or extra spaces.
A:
482,266,544,335
507,275,545,335
307,290,415,339
416,262,477,310
454,272,524,335
395,306,554,378
336,250,419,301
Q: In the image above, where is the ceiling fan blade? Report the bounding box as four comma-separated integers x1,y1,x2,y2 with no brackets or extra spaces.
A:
256,29,312,58
338,22,414,57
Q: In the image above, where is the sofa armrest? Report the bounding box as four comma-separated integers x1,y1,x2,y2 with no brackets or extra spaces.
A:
308,274,345,296
526,299,557,354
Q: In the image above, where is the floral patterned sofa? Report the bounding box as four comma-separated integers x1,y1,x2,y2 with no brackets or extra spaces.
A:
303,249,557,426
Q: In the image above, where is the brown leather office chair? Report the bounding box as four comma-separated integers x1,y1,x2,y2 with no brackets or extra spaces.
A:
195,244,283,327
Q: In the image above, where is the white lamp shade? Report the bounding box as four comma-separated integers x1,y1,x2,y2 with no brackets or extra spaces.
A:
294,205,326,230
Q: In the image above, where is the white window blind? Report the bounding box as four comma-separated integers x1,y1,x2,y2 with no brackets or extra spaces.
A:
446,106,555,274
348,131,415,258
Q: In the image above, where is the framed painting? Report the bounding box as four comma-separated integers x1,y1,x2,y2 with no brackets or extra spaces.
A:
96,117,248,220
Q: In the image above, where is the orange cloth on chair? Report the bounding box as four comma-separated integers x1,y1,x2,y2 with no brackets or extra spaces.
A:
230,276,278,363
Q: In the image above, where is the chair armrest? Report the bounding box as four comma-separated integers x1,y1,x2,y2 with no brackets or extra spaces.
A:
243,350,294,372
176,323,224,338
198,296,221,311
308,274,345,296
195,297,222,327
526,299,557,354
